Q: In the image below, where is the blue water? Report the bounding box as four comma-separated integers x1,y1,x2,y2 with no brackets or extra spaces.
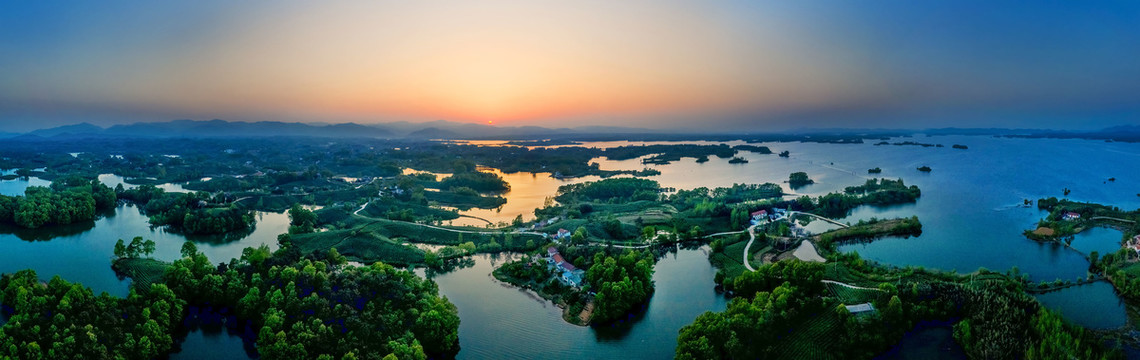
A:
590,135,1139,330
0,204,288,297
168,307,257,360
429,247,728,359
1034,282,1128,329
1070,227,1125,256
0,176,51,196
877,326,967,360
2,135,1138,358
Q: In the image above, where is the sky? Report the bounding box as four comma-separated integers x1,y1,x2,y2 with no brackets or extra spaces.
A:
2,1,1139,132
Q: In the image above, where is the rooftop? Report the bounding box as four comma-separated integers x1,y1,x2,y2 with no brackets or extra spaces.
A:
845,303,876,313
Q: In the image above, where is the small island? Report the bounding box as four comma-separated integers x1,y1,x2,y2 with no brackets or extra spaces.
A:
728,157,749,164
788,171,814,189
917,166,932,172
778,150,790,157
494,247,656,326
868,167,882,174
952,144,968,149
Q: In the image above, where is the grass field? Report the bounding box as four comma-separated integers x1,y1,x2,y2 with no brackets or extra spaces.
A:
1120,262,1140,277
708,234,756,277
292,228,426,265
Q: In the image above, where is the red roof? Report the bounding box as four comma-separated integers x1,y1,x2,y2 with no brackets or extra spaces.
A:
547,247,559,255
558,228,570,234
552,253,565,264
751,210,768,217
561,262,577,272
1065,212,1081,218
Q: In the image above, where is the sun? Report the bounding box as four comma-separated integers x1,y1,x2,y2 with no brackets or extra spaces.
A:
487,120,494,125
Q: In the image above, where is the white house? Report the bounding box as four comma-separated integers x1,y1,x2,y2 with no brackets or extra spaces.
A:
751,210,768,221
546,247,585,287
845,303,876,314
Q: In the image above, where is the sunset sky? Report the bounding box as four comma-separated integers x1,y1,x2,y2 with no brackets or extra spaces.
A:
2,1,1139,132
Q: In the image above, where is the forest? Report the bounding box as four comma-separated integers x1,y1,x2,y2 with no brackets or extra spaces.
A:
119,185,255,235
0,177,116,229
586,250,656,324
0,271,186,359
677,259,1120,360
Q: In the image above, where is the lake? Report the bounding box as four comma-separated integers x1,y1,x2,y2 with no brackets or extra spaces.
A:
0,204,288,297
877,325,966,360
1033,281,1128,329
0,176,51,196
425,247,727,359
3,135,1139,358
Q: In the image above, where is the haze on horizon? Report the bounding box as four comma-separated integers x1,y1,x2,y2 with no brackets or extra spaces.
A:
2,1,1139,133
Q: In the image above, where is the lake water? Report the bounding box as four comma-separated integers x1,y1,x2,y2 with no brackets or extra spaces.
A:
2,135,1139,358
877,325,967,360
1070,227,1126,256
451,169,602,227
167,307,257,360
427,247,727,359
0,176,52,196
1033,281,1128,329
98,173,191,193
0,204,288,297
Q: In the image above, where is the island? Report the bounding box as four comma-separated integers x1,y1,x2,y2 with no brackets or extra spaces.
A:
788,171,814,189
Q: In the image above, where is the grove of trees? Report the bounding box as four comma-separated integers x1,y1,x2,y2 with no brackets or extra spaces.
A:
119,185,254,235
0,177,116,229
587,250,656,324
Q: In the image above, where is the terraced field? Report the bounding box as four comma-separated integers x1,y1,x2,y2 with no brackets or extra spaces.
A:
112,258,169,290
826,282,887,304
776,309,844,360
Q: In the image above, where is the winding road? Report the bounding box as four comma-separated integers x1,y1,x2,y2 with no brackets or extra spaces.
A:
787,211,850,228
743,224,760,271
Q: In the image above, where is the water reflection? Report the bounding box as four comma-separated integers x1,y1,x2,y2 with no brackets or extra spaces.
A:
0,176,52,196
1034,282,1128,329
98,173,191,193
167,306,257,360
1069,227,1125,256
0,204,289,296
427,247,727,359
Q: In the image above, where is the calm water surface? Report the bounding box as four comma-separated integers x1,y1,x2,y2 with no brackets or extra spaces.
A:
877,326,967,360
0,176,51,196
1070,227,1126,256
0,204,288,297
3,136,1139,358
428,247,727,359
1033,281,1128,329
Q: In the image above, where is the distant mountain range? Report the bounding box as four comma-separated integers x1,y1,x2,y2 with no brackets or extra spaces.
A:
3,119,664,140
3,119,1139,142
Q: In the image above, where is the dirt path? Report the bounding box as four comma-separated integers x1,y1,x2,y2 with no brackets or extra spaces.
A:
578,301,595,324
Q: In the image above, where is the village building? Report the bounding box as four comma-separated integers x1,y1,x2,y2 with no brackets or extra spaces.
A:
1128,235,1140,256
546,247,586,287
751,209,768,221
1062,211,1081,221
